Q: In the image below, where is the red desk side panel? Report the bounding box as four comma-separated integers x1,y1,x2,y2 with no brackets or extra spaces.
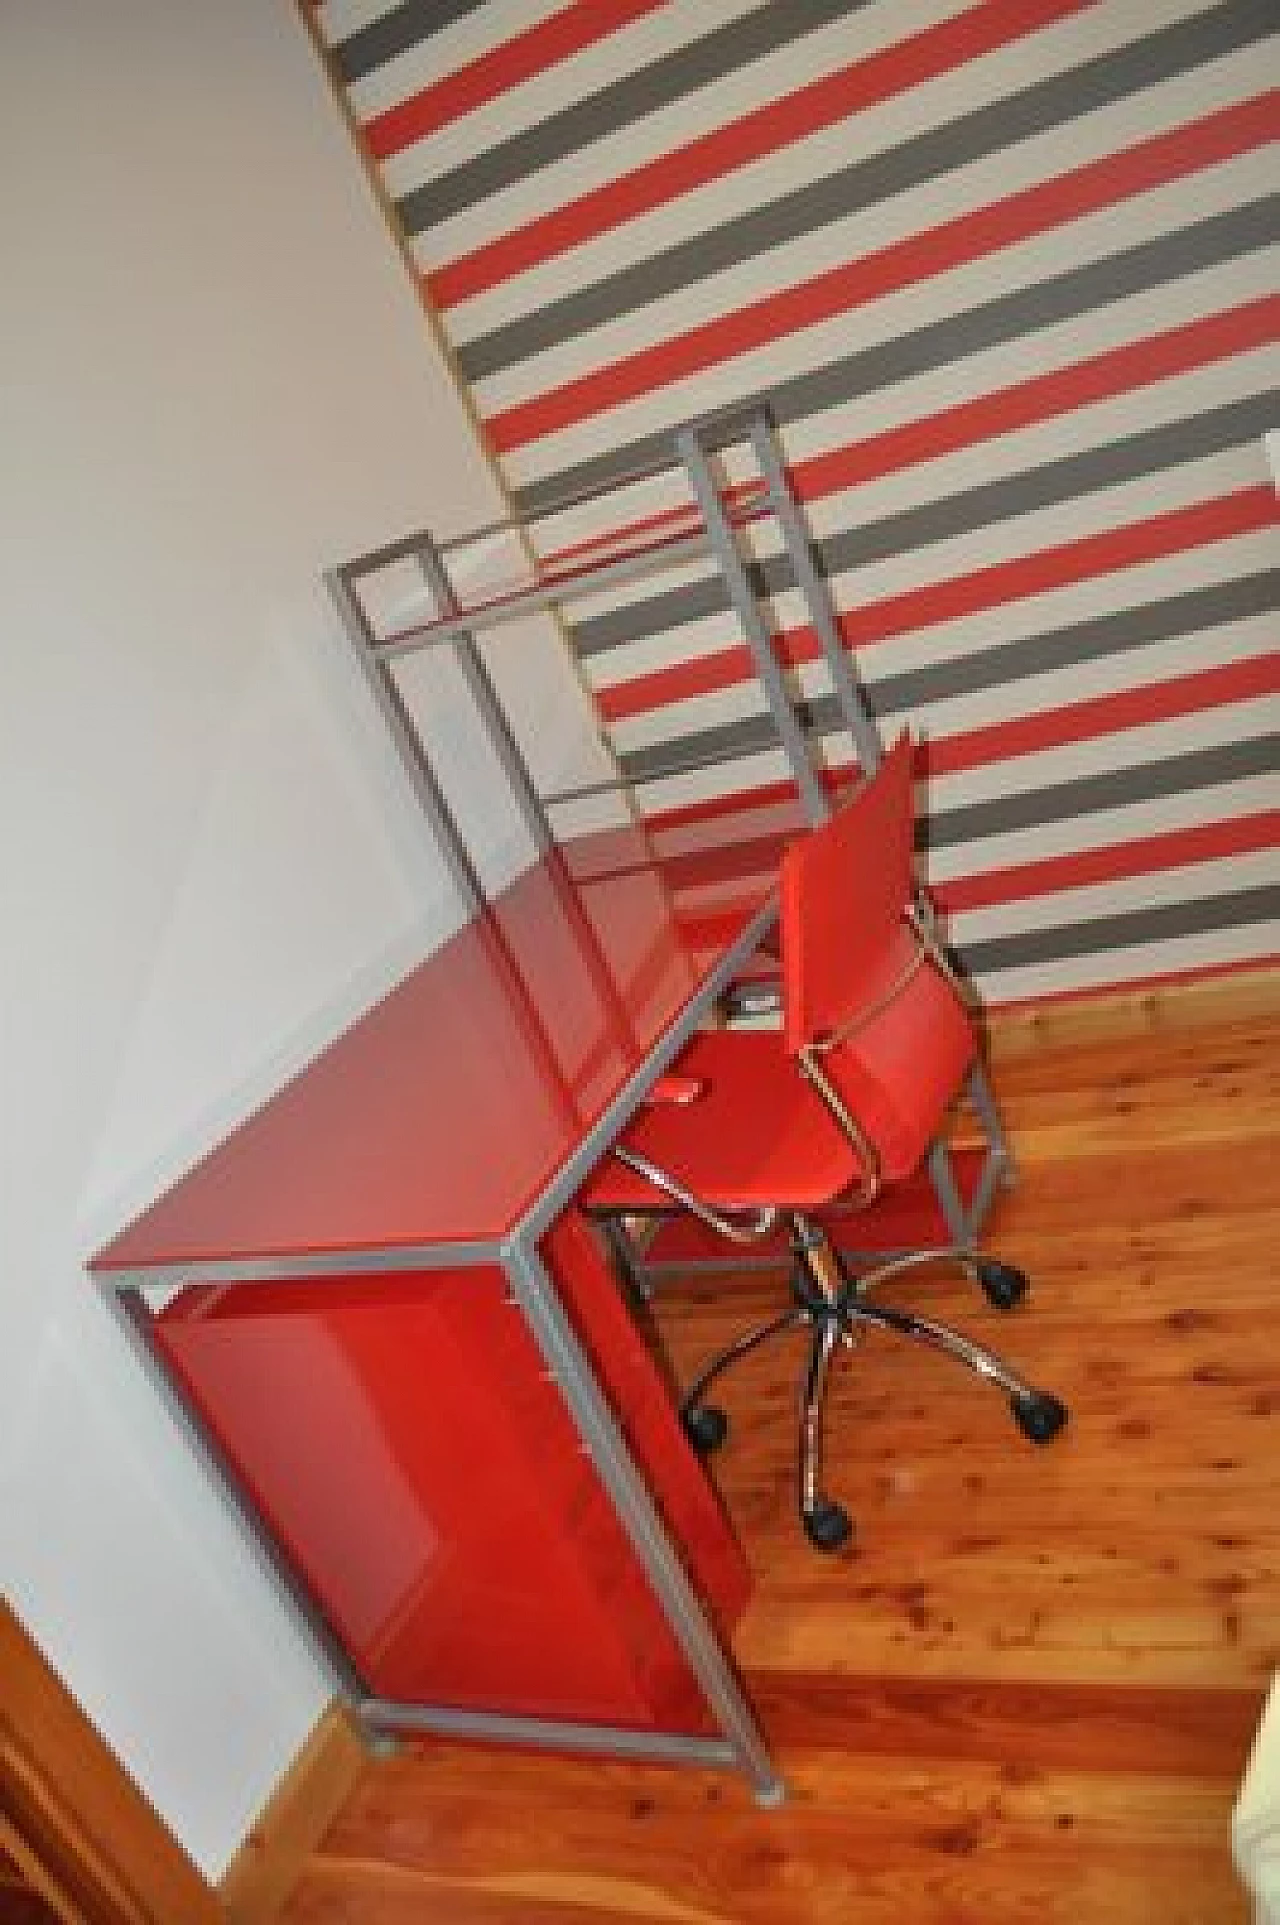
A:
153,1215,749,1735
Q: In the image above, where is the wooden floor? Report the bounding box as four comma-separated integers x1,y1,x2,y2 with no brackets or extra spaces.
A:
279,1006,1278,1923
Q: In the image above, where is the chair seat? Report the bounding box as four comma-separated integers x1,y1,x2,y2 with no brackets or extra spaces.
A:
584,1029,857,1216
583,951,974,1218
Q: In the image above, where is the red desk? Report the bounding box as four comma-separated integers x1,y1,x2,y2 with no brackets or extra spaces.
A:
90,823,783,1796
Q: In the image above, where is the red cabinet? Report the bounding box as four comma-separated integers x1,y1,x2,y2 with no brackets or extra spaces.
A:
152,1214,748,1731
90,835,775,1766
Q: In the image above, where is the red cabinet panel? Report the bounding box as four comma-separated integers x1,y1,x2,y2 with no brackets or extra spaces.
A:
153,1216,748,1733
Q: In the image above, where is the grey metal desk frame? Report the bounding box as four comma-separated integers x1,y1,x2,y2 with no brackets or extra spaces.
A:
95,405,1016,1812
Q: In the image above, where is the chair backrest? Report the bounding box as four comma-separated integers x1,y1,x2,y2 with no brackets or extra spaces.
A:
779,731,974,1178
780,731,917,1056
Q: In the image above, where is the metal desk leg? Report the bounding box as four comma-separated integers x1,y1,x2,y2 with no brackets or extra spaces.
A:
502,1230,786,1807
96,1279,373,1724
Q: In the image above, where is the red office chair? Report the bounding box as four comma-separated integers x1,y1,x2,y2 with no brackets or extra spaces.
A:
582,732,1066,1551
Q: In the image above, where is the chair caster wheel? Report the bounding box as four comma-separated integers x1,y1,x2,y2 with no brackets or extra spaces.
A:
1012,1391,1068,1443
682,1404,728,1456
978,1259,1028,1310
802,1499,854,1552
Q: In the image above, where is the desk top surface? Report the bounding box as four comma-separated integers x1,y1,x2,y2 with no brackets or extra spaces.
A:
91,823,781,1281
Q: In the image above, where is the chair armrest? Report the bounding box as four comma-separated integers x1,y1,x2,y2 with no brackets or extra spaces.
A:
908,890,976,1009
613,1146,779,1246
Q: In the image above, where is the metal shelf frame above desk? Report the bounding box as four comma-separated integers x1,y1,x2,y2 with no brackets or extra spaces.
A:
326,400,1015,1259
325,403,883,916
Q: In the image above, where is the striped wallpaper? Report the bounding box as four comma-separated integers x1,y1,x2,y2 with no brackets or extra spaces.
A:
311,0,1280,1006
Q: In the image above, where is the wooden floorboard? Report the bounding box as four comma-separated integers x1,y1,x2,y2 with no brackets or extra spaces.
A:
278,1010,1277,1923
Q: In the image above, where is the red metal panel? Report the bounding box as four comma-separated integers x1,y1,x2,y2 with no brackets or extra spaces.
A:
152,1216,747,1731
94,833,771,1273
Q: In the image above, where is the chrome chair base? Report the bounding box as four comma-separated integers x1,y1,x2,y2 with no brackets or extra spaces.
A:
677,1216,1067,1553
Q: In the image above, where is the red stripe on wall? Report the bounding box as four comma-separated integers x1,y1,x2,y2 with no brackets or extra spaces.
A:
639,677,1278,849
794,294,1280,503
655,802,1280,923
534,292,1275,576
644,785,1277,926
486,93,1279,452
427,0,1091,308
596,486,1277,722
364,0,666,160
985,953,1278,1014
924,654,1280,778
934,810,1280,913
648,779,828,839
645,779,1277,908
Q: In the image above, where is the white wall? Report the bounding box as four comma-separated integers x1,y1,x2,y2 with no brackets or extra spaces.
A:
0,1,572,1880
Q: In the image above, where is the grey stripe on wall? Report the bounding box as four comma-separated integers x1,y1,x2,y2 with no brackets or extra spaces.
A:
333,0,489,84
574,390,1277,659
923,734,1279,850
457,0,1277,381
631,737,1279,860
876,566,1280,710
514,193,1280,520
959,881,1280,975
311,0,1280,1004
613,577,1280,790
395,0,869,235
